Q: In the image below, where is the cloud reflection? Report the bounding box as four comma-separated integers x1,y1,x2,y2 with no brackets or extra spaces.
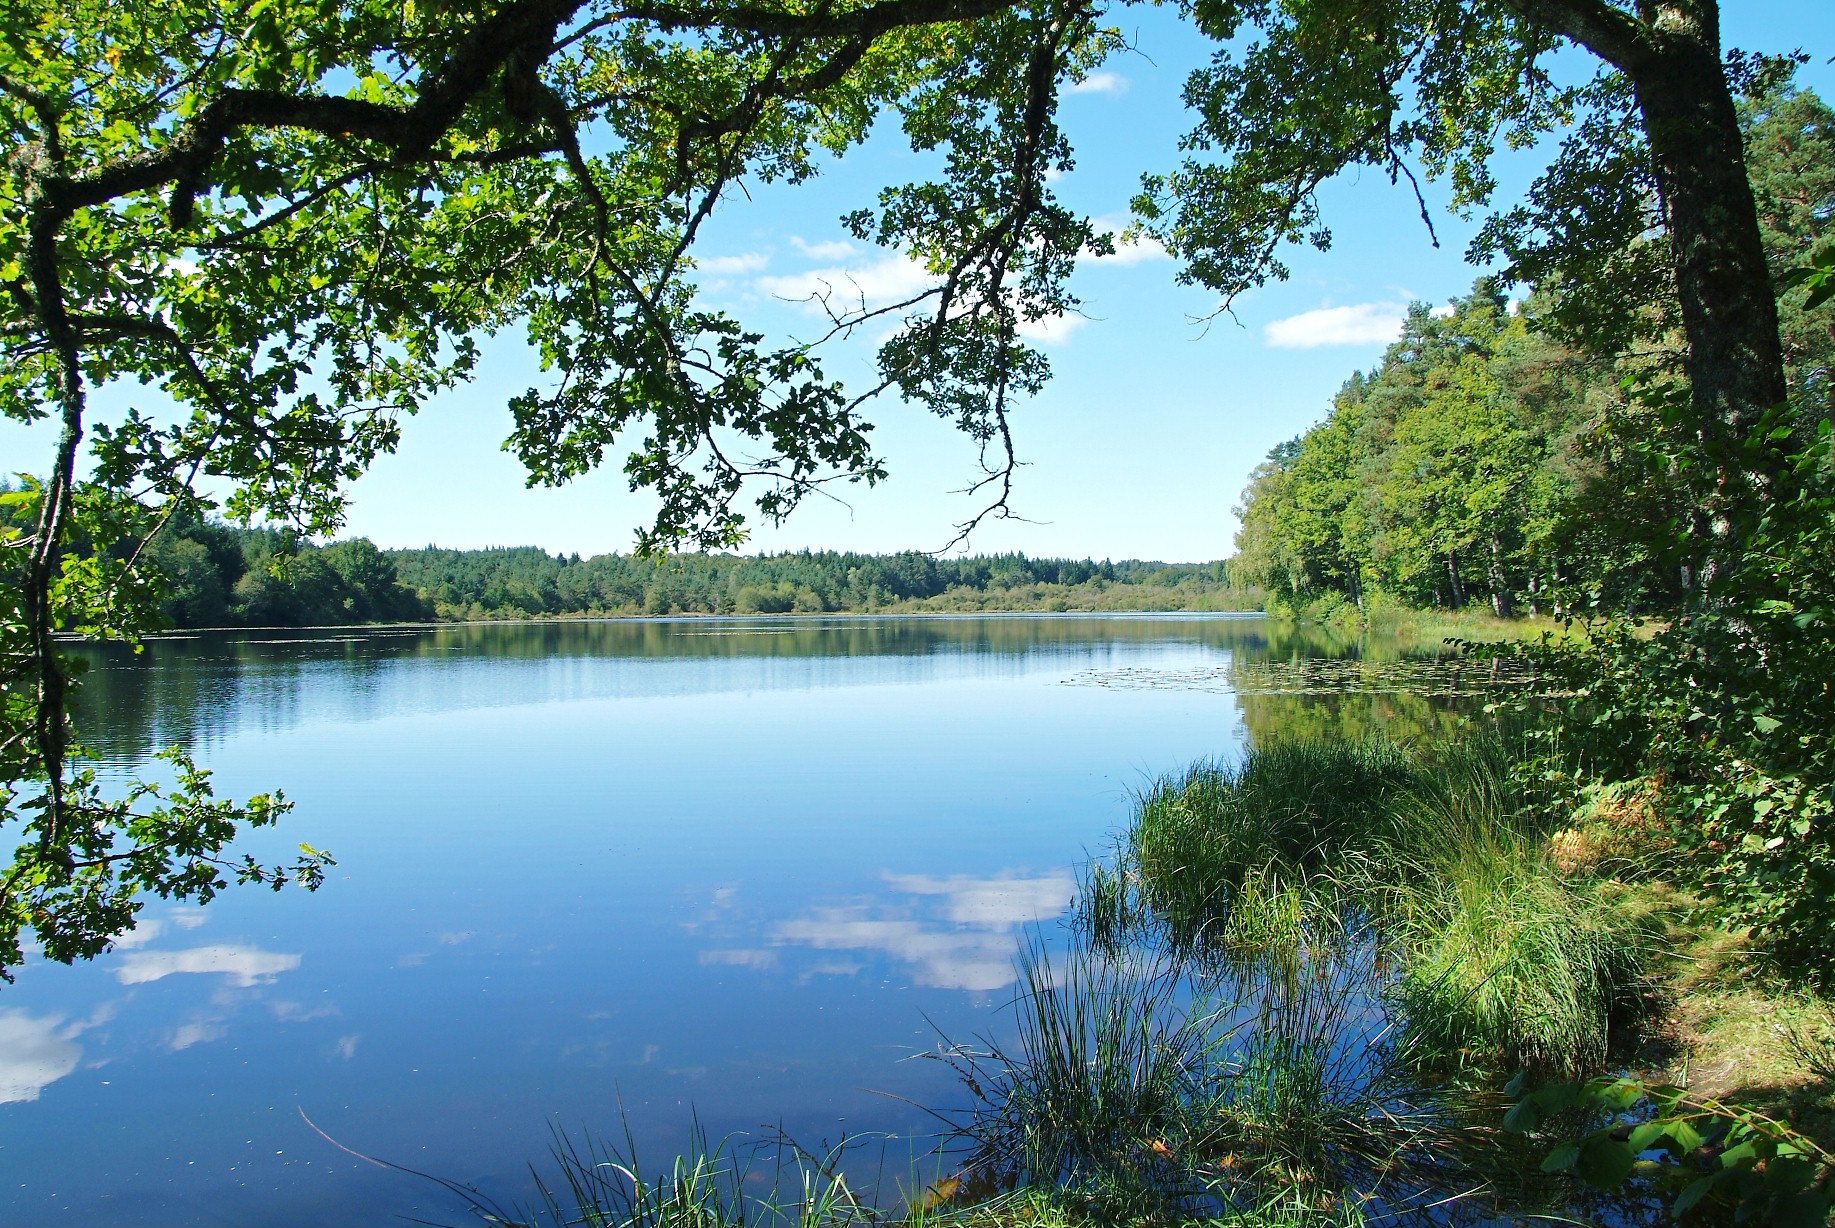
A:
0,1011,84,1103
169,1019,228,1051
700,948,779,970
769,871,1075,992
114,944,301,987
881,872,1077,925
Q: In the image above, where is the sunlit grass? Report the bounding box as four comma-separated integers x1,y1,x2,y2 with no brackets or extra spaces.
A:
1090,735,1663,1078
934,929,1472,1227
1113,740,1421,949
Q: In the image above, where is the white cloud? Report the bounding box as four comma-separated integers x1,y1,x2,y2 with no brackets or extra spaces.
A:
109,919,165,951
769,870,1076,991
1429,303,1457,318
772,912,1019,991
1085,214,1170,267
757,254,936,314
0,1011,82,1104
1263,302,1407,348
881,871,1076,925
114,944,301,988
1088,238,1169,267
1070,71,1129,96
1016,312,1088,345
699,948,779,970
696,252,769,275
790,236,858,262
270,999,340,1022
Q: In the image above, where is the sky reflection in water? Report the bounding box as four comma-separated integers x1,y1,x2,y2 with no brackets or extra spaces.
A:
0,615,1459,1226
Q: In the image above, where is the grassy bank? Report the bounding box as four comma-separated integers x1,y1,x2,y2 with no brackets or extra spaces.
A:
1075,736,1833,1223
1093,738,1663,1079
1263,590,1578,647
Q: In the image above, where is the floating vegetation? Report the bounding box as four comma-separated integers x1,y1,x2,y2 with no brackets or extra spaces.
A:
1064,656,1541,698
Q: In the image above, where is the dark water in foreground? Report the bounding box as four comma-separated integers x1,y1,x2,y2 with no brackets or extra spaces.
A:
0,616,1483,1226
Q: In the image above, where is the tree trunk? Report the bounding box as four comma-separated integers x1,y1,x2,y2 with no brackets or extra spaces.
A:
1630,18,1787,453
1509,2,1789,523
1489,533,1514,618
1446,550,1467,607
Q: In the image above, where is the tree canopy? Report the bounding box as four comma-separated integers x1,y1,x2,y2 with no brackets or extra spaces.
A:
1233,84,1833,619
1,0,1810,976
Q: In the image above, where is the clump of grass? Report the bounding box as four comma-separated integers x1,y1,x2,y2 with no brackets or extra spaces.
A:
1388,848,1655,1076
937,937,1238,1213
941,933,1466,1226
1379,740,1661,1076
441,1120,876,1228
1119,740,1422,946
1095,734,1663,1079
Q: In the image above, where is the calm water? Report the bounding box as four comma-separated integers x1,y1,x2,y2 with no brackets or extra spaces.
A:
0,615,1476,1226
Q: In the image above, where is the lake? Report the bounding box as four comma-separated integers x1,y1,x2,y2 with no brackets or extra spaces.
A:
0,615,1483,1226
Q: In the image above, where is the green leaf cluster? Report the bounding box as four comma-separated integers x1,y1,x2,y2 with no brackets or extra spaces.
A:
1233,83,1835,623
1504,1072,1835,1226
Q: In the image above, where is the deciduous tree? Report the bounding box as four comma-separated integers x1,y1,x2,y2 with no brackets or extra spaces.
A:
0,0,1804,977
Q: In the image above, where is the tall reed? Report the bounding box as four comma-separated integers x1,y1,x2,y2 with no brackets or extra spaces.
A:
941,930,1467,1226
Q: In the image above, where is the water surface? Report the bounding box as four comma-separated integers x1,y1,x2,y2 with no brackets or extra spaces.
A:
0,615,1476,1225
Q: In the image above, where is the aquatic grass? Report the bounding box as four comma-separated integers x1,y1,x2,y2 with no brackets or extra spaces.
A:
1118,740,1424,948
1388,849,1655,1076
937,936,1241,1211
939,931,1475,1226
1377,740,1662,1076
1097,733,1663,1080
439,1118,880,1228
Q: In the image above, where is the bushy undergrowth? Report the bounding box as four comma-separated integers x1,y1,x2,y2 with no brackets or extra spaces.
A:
1505,408,1835,979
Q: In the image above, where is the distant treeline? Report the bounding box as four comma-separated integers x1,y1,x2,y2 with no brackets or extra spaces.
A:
388,547,1242,619
115,513,1245,625
0,493,435,628
144,515,435,627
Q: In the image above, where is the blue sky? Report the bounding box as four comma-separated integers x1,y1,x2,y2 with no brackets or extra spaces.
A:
6,5,1830,563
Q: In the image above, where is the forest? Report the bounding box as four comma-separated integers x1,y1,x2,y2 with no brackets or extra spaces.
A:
1230,85,1833,620
95,513,1241,624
